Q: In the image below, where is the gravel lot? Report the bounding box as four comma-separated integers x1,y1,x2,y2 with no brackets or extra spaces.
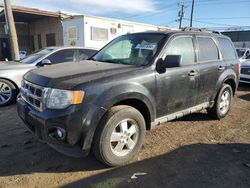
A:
0,84,249,188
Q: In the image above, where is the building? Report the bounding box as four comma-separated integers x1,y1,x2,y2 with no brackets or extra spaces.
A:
63,15,170,49
222,30,250,48
0,4,68,60
0,5,171,60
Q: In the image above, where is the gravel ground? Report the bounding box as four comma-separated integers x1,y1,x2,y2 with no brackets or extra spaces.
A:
0,84,249,188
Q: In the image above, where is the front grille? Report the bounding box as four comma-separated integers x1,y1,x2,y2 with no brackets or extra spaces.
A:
20,80,47,112
240,77,250,82
241,67,250,75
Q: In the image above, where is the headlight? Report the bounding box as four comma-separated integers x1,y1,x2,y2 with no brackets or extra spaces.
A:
46,89,84,109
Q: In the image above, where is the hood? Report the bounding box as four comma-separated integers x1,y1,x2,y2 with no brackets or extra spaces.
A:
241,61,250,67
0,61,34,70
24,60,141,89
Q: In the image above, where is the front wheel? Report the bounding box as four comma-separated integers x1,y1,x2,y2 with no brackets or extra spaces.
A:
208,84,233,119
0,79,17,107
93,105,146,167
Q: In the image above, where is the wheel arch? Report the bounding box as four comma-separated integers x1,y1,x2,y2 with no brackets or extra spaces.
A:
0,77,19,93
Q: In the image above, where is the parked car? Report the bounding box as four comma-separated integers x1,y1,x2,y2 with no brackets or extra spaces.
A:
17,29,240,166
236,48,250,63
0,46,98,106
240,60,250,83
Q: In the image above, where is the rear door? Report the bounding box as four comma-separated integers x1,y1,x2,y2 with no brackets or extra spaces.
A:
195,35,224,104
156,35,199,117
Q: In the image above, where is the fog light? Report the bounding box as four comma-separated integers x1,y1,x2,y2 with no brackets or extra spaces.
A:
48,127,66,140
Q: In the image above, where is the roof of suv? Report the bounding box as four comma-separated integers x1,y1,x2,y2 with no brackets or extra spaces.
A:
128,28,226,38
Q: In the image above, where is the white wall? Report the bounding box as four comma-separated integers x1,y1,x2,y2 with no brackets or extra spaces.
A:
63,16,166,49
63,17,84,47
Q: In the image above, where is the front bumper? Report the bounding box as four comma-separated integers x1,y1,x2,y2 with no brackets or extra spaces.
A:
240,73,250,84
17,97,106,156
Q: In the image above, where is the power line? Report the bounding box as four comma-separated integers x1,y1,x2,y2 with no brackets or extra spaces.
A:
183,18,241,27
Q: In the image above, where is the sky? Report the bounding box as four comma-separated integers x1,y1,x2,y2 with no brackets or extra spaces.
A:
1,0,250,30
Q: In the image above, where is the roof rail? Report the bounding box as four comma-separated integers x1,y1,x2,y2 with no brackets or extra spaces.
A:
182,27,221,35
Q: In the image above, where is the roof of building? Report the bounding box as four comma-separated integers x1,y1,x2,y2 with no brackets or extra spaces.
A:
0,4,70,22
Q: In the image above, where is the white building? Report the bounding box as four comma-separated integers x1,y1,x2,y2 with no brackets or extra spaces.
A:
62,14,172,49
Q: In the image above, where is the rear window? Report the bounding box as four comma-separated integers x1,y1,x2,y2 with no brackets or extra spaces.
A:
197,37,220,62
218,38,237,60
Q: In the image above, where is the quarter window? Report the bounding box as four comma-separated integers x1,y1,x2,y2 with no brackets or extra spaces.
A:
218,38,237,60
197,37,219,62
164,37,195,66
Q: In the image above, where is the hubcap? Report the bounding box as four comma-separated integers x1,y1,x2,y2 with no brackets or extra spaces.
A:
219,90,230,114
0,82,12,105
110,119,139,157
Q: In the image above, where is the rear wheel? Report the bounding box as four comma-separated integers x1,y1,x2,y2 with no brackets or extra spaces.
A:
208,84,233,119
93,105,146,167
0,79,17,106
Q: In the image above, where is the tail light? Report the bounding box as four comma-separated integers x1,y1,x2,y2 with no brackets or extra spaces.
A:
236,63,241,76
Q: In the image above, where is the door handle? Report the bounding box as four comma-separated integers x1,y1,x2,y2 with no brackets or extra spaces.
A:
218,66,225,71
188,70,198,77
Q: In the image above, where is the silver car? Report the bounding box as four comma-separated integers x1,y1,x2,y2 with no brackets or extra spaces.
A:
0,46,98,106
240,60,250,84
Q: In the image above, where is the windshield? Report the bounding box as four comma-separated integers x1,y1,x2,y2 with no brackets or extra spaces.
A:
20,48,54,64
93,34,166,66
236,49,246,58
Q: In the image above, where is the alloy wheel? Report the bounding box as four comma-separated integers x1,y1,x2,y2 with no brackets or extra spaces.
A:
0,82,12,105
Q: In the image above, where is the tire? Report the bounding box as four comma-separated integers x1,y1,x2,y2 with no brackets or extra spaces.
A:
93,105,146,167
207,84,233,119
0,79,17,107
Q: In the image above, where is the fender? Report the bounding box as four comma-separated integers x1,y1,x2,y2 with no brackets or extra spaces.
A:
214,68,237,99
93,82,156,123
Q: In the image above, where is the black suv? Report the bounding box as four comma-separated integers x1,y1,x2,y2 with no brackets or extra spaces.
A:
17,28,240,166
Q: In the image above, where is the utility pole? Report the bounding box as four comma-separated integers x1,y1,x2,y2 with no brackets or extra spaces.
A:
178,3,186,29
190,0,195,27
4,0,19,60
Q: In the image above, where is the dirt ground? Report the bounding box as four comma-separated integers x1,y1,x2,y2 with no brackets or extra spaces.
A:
0,84,249,188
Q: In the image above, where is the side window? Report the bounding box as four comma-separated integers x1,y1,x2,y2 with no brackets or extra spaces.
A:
47,49,75,64
197,37,219,62
164,36,195,66
78,49,96,61
217,38,237,60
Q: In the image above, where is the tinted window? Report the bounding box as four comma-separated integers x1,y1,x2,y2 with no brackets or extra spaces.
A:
47,49,75,64
164,37,195,66
197,37,219,62
78,49,97,61
236,49,246,58
20,48,54,64
218,38,237,60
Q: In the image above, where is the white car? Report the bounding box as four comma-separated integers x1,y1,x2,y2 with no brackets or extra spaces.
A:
240,60,250,84
236,48,250,63
0,46,98,106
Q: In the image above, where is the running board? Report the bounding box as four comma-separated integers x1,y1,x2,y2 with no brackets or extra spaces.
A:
151,102,210,128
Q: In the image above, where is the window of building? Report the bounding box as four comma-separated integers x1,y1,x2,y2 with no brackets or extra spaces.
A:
91,27,109,41
197,37,220,62
38,34,42,49
46,33,56,47
217,38,237,60
164,36,195,66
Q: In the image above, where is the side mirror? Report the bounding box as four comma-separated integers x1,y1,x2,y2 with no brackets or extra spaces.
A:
41,59,51,66
156,55,181,73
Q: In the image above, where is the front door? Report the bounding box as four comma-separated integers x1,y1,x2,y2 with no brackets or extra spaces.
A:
155,35,199,118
